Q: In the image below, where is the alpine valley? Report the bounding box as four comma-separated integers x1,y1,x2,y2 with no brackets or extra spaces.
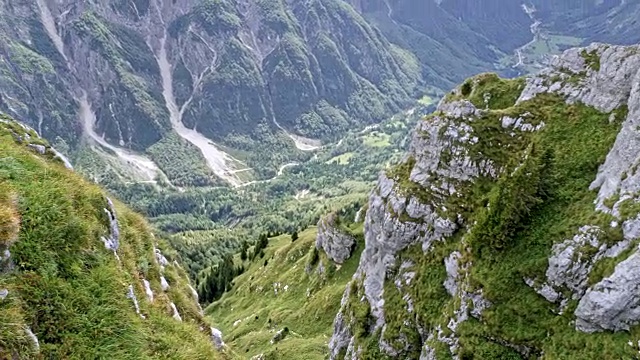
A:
1,0,640,359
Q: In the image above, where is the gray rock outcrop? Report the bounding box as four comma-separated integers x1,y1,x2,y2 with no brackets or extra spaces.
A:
170,302,182,322
102,197,120,254
25,327,39,352
316,213,356,264
143,279,154,302
27,144,46,155
330,95,491,357
0,118,74,170
210,328,225,350
155,248,169,268
517,43,640,212
575,246,640,332
160,276,170,291
271,328,289,344
329,287,354,359
127,285,143,319
527,225,632,307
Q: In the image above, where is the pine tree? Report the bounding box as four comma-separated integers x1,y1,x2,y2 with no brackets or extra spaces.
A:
240,241,248,261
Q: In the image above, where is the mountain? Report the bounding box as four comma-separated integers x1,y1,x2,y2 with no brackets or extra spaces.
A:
328,43,640,359
0,0,423,183
3,2,640,358
1,0,638,189
0,115,229,358
348,0,640,83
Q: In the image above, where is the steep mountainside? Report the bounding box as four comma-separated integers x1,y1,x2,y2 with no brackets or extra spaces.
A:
0,0,422,183
0,115,229,358
329,43,640,359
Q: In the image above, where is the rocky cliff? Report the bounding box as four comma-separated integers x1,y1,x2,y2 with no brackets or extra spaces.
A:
0,115,228,358
329,43,640,359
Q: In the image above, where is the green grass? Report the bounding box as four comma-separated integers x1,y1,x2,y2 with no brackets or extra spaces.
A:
362,131,391,147
418,95,435,106
8,42,56,75
327,152,355,165
466,73,526,110
0,116,226,359
462,92,629,358
455,86,628,357
206,226,363,359
581,49,601,72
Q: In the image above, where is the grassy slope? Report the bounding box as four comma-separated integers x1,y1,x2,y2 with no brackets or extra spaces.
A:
0,116,226,359
207,226,363,359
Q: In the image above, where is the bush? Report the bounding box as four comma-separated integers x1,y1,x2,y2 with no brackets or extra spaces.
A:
461,81,473,96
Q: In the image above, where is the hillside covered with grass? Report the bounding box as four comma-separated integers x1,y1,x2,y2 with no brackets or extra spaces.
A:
206,218,364,359
0,115,229,359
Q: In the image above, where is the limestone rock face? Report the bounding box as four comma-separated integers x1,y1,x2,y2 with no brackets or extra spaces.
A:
329,286,354,359
518,44,640,113
316,213,356,264
526,226,632,307
514,43,640,334
518,43,640,212
575,246,640,332
330,92,490,358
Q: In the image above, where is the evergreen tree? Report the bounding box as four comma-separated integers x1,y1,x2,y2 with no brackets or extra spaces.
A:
240,241,248,261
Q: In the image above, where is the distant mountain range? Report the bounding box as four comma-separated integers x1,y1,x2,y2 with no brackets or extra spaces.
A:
0,0,637,186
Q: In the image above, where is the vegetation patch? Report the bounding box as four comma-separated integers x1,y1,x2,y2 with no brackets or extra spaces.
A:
377,76,632,358
363,131,392,148
147,132,221,187
327,152,355,165
453,88,628,358
581,49,601,72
